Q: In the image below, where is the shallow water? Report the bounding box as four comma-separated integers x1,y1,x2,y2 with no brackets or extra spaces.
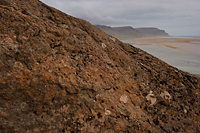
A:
120,37,200,74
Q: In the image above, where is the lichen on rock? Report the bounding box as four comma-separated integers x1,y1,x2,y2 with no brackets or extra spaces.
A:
0,0,200,133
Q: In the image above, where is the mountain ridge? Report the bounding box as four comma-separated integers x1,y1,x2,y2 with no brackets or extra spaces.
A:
95,25,170,38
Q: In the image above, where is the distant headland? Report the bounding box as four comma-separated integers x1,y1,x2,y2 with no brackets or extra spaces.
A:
95,25,170,38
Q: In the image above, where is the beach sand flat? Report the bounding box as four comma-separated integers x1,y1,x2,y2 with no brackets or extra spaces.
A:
120,37,200,74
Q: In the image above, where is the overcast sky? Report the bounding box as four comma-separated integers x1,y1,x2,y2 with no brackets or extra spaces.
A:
41,0,200,36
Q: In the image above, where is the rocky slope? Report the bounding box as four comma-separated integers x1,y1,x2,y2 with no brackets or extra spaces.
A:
0,0,199,132
95,25,170,38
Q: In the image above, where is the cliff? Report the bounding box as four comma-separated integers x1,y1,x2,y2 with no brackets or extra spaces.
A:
95,25,170,38
0,0,199,132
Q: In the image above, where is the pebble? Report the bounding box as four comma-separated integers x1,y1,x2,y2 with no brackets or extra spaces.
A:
102,43,106,49
160,91,171,102
120,94,128,103
105,109,111,115
146,91,157,106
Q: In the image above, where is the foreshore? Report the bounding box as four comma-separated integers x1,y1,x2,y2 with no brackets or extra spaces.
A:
120,37,200,75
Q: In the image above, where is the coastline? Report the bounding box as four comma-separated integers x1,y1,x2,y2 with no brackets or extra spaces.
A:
120,37,200,75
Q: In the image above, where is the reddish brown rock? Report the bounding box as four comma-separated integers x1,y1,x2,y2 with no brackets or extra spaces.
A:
0,0,200,132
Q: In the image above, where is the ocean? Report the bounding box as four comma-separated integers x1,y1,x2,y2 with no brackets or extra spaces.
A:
172,36,200,39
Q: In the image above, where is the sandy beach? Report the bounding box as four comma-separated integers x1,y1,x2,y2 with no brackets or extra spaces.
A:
120,37,200,75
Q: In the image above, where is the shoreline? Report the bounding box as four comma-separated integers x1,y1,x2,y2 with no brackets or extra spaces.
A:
119,37,200,75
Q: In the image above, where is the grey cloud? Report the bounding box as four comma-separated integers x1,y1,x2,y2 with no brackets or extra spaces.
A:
41,0,200,36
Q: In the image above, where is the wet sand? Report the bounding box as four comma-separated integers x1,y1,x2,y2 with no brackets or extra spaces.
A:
120,37,200,75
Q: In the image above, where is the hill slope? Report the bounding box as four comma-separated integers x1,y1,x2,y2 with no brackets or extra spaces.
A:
0,0,199,132
95,25,170,38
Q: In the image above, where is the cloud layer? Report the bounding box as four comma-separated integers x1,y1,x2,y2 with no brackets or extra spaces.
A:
41,0,200,36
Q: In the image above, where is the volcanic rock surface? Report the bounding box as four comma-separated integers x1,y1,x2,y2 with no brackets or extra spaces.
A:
0,0,200,132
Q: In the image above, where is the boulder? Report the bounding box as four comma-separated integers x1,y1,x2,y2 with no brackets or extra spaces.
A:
0,0,199,132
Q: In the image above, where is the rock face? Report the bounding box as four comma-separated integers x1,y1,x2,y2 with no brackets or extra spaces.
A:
95,25,170,38
135,27,169,37
0,0,199,132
